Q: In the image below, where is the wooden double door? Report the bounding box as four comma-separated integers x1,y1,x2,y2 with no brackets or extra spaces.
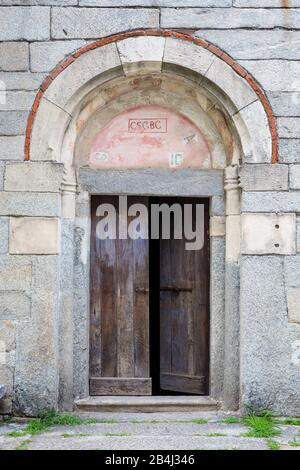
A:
90,196,209,396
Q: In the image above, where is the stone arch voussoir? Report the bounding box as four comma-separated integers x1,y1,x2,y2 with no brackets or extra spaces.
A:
25,30,277,165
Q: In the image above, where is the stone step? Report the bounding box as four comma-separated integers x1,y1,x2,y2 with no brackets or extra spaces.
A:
74,396,219,413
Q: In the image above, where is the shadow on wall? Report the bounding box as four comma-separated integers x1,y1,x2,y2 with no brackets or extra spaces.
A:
0,384,6,400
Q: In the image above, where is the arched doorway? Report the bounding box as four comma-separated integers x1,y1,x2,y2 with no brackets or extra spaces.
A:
25,31,276,411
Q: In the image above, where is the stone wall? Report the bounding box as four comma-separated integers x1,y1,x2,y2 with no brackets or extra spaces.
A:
0,1,300,416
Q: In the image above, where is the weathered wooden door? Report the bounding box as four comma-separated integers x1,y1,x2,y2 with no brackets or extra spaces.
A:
90,196,209,396
159,198,209,395
90,196,151,395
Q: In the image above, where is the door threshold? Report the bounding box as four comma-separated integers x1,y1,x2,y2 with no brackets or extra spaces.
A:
74,396,219,412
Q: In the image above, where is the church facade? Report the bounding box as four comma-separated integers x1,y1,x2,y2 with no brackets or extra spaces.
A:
0,1,299,417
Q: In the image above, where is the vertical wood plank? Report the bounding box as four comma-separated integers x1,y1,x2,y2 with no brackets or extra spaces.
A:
117,220,134,378
132,197,150,378
160,236,172,375
90,197,102,377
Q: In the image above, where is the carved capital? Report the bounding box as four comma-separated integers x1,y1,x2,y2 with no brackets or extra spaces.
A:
224,165,240,216
224,165,240,193
61,166,77,219
61,165,77,193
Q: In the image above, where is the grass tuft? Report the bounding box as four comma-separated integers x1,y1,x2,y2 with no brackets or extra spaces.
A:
104,432,130,437
288,439,300,447
7,410,98,437
7,431,28,438
206,433,227,437
61,432,90,438
220,417,240,424
191,419,208,425
14,439,31,451
281,418,300,426
242,411,281,438
266,439,280,450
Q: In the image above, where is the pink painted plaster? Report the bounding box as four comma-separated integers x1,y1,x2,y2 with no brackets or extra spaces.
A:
89,105,212,169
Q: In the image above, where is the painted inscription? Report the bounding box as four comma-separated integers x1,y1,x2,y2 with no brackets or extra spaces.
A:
128,118,168,133
89,105,212,169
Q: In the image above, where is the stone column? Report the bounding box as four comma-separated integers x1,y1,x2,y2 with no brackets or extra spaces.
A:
73,189,90,400
223,164,241,410
58,166,77,410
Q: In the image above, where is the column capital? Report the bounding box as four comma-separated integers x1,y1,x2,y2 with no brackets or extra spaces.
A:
61,165,77,193
224,165,240,193
224,165,240,217
61,166,77,219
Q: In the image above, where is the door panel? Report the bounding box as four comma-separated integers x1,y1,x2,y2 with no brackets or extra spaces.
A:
159,198,209,395
160,374,206,395
90,196,151,395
